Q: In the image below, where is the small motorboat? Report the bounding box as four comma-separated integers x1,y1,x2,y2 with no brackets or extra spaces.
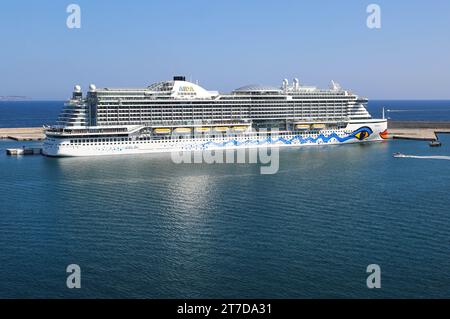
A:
429,140,442,147
393,152,406,158
6,147,42,156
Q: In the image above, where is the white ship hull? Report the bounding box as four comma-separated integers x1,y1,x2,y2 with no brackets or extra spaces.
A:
42,120,388,157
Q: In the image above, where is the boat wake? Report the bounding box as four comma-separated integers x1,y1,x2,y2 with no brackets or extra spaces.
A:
394,154,450,160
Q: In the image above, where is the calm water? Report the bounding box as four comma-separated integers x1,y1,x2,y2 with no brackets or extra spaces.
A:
0,101,61,128
1,100,450,128
0,101,450,298
0,136,449,298
367,100,450,121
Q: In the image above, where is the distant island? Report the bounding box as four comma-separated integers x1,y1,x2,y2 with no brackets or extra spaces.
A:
0,96,31,101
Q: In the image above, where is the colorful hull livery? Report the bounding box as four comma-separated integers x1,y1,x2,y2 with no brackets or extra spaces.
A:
379,129,389,139
43,76,387,157
200,127,374,149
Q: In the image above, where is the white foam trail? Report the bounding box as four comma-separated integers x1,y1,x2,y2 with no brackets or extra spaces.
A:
397,155,450,160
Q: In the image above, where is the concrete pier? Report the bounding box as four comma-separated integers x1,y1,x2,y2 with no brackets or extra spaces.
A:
0,127,45,141
388,121,450,141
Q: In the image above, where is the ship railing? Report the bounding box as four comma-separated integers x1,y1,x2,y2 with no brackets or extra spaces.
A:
45,126,133,136
290,117,349,124
141,120,252,127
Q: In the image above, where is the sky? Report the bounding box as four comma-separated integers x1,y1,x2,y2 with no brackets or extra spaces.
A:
0,0,449,99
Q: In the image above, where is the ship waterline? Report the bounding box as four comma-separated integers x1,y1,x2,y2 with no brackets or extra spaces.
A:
42,76,387,157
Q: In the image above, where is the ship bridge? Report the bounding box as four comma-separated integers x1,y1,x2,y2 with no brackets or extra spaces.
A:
147,76,219,99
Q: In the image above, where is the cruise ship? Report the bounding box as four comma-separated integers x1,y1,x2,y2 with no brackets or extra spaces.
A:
42,76,388,157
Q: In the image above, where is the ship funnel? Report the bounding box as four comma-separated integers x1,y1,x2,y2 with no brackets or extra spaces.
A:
282,79,289,90
173,76,186,81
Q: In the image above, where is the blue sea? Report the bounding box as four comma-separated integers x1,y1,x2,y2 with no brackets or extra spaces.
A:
0,101,450,298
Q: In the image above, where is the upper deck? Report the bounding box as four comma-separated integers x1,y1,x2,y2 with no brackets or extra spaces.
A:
55,76,373,128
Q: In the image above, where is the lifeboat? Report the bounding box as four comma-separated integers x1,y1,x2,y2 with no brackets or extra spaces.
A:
174,127,191,134
195,127,211,133
153,128,171,134
312,123,326,129
232,126,247,132
295,124,310,130
214,127,229,132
